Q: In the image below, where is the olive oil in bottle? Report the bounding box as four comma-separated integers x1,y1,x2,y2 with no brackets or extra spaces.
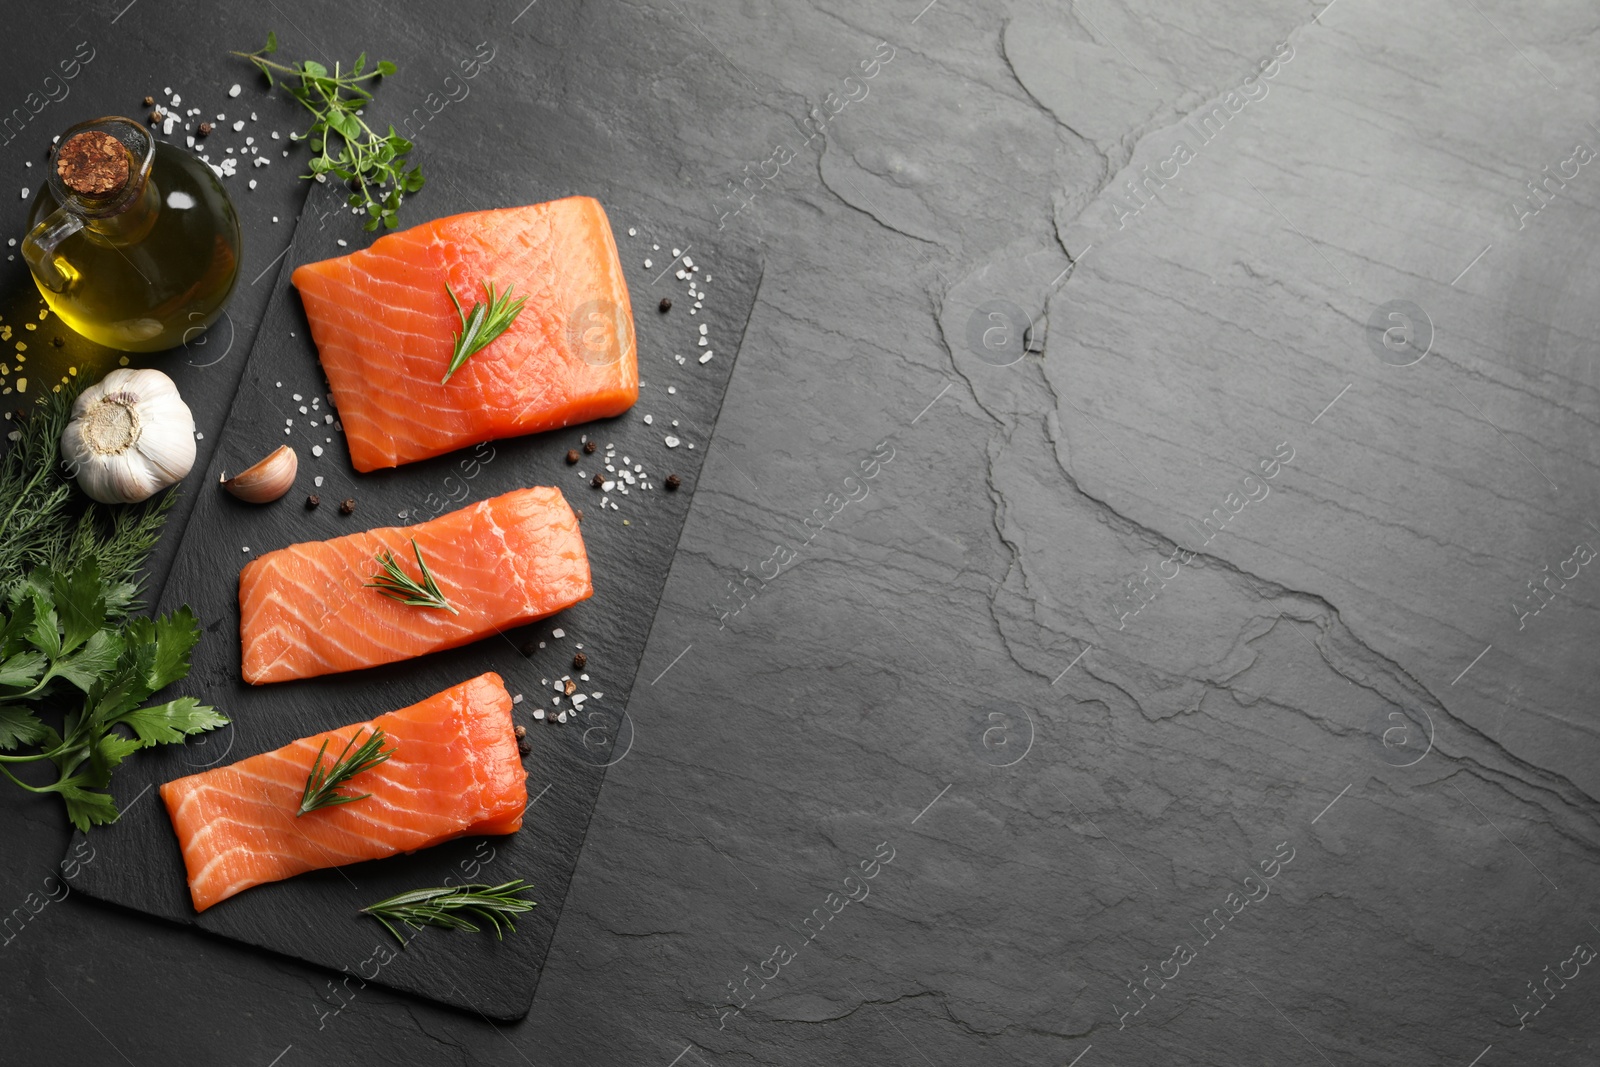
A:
23,115,241,353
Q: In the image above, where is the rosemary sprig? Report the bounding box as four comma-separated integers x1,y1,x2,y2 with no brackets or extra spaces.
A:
232,32,425,231
442,280,527,383
361,880,538,946
297,726,396,816
366,539,458,614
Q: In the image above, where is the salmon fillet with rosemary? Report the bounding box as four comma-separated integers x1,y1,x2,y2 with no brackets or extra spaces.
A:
291,197,638,472
239,487,591,684
160,673,527,913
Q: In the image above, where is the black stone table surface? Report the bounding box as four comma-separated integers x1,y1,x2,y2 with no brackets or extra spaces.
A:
4,1,1600,1064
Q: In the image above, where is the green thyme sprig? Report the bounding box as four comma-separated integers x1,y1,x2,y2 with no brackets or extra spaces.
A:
442,281,527,382
365,539,458,614
297,726,396,816
361,880,538,946
232,32,425,231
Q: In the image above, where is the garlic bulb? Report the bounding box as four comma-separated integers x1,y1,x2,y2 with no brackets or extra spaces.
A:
61,368,197,504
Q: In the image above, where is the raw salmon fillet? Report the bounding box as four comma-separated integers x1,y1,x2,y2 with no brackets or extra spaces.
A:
160,673,527,913
240,487,591,684
291,197,638,472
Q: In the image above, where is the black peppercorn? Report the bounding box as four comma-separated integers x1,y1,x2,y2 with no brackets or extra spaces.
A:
592,473,604,488
573,508,584,521
197,122,213,136
143,95,154,106
665,474,681,490
339,498,356,515
583,440,596,454
305,494,321,509
573,652,587,670
514,724,527,738
659,297,672,312
149,110,163,124
566,449,580,464
517,738,532,756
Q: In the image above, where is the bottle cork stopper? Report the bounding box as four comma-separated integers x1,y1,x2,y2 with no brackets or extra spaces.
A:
56,131,129,198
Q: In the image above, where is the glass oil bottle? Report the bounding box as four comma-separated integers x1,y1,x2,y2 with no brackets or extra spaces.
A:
22,115,241,353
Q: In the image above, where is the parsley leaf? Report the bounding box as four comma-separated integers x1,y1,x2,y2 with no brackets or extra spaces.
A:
0,650,46,690
0,705,47,750
52,561,108,653
123,607,201,694
49,774,121,832
111,698,227,747
51,631,120,693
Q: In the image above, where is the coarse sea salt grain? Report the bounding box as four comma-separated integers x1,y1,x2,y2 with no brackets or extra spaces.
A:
311,445,323,457
512,693,523,704
233,120,245,132
698,323,707,335
643,414,653,424
553,628,565,638
314,476,324,487
336,239,348,247
667,386,676,394
699,352,713,364
664,435,680,448
643,259,652,268
229,84,241,97
627,227,636,236
672,248,681,257
534,709,545,720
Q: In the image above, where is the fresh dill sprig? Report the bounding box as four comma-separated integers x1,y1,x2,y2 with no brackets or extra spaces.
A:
441,280,527,383
361,880,538,946
366,539,458,614
0,383,174,617
297,726,396,816
232,32,425,231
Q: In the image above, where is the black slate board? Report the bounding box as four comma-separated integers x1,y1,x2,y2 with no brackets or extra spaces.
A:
66,173,757,1020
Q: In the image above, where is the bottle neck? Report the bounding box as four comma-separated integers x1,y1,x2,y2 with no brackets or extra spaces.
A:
81,165,160,248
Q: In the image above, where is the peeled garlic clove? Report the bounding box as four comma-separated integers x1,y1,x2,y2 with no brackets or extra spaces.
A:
61,368,197,504
221,445,298,503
